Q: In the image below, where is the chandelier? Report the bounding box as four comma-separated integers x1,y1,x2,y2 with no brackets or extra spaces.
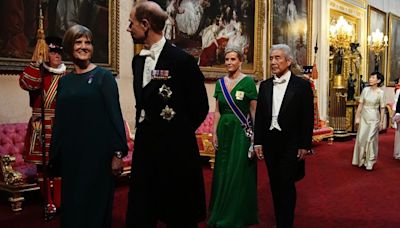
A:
329,16,353,49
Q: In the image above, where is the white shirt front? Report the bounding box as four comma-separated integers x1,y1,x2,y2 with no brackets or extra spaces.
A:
270,71,291,131
140,37,166,88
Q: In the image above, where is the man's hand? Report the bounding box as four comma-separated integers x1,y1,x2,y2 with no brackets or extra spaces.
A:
297,149,308,160
393,114,400,124
254,145,264,160
112,156,124,176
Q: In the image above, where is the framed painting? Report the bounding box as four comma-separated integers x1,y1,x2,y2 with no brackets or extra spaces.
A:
367,5,387,82
0,0,119,74
135,0,264,80
268,0,313,72
387,13,400,87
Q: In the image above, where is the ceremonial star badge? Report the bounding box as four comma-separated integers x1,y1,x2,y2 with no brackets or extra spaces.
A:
160,105,176,121
159,84,172,100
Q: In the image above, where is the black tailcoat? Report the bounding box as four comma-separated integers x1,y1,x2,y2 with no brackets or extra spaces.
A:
126,42,209,226
254,73,313,228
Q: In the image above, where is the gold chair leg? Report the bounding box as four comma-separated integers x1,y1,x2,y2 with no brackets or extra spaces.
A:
9,193,24,212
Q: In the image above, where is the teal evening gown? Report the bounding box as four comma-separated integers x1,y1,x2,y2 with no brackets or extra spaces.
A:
208,76,258,228
50,67,128,228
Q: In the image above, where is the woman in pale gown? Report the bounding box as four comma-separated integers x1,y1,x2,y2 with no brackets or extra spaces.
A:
226,22,249,63
201,18,221,50
164,0,178,40
218,10,239,39
175,0,204,35
286,0,298,50
352,72,386,170
393,82,400,159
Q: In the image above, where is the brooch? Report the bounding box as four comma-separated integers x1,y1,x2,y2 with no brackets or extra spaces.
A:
159,84,172,100
87,74,95,84
235,91,244,100
160,105,176,121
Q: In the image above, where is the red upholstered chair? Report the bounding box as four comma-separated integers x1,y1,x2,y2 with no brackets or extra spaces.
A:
312,120,334,144
0,121,134,212
0,123,39,212
196,113,216,168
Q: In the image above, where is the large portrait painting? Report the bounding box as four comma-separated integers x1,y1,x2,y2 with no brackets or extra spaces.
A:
269,0,312,71
367,5,387,81
138,0,264,80
0,0,119,74
387,13,400,86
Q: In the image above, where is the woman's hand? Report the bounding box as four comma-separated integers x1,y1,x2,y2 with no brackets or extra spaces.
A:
379,122,384,131
355,118,360,128
111,156,124,176
212,134,218,151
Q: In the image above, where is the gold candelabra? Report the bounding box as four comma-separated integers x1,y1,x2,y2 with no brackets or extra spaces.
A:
329,16,354,89
329,16,354,137
329,16,353,49
367,29,388,71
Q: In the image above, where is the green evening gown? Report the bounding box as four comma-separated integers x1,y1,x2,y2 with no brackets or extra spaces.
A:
208,76,259,228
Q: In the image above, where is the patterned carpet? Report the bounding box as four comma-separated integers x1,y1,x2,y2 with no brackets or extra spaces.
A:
1,129,400,227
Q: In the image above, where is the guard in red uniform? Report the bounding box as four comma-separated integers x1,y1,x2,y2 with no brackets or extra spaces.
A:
19,37,66,219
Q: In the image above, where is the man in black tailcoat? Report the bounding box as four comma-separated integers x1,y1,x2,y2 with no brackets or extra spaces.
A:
254,44,314,228
125,1,209,228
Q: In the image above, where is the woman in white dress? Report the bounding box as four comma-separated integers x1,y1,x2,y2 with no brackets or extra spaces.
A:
164,0,178,40
286,0,298,49
226,22,249,62
175,0,204,36
393,83,400,159
201,18,221,50
352,72,386,170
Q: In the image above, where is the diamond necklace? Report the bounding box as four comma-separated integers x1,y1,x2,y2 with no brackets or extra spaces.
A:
225,73,244,86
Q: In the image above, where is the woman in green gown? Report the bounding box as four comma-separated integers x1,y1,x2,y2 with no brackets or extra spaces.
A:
208,45,258,227
50,25,128,228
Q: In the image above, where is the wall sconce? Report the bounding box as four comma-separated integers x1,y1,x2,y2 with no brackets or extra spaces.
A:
367,29,388,71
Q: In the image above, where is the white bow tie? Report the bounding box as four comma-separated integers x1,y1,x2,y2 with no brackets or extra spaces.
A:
139,49,156,60
273,78,287,85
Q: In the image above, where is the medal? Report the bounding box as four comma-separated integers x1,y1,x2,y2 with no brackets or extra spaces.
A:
159,84,172,100
151,70,170,80
160,105,176,121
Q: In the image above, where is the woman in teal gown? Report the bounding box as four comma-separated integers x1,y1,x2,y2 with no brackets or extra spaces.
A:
50,25,128,228
208,45,258,227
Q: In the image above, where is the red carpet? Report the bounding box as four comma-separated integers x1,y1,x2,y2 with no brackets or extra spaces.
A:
1,129,400,227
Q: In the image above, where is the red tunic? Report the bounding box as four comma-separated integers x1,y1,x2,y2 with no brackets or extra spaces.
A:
19,64,64,164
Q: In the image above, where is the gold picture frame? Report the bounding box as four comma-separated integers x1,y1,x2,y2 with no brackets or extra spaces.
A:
387,13,400,87
134,0,265,81
0,0,119,74
267,0,313,74
367,5,387,83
